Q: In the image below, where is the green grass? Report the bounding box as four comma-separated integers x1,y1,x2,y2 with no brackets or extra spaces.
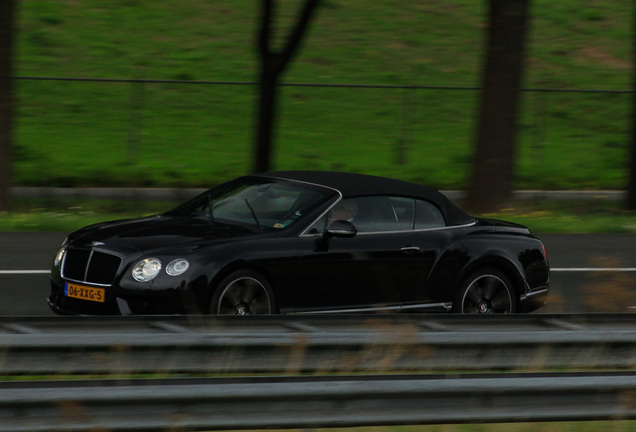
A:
1,198,174,231
12,0,635,190
7,0,636,231
481,200,636,234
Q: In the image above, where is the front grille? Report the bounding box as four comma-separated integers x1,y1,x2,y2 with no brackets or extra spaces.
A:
62,248,122,285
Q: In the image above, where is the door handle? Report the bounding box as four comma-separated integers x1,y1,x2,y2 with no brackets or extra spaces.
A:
400,246,420,253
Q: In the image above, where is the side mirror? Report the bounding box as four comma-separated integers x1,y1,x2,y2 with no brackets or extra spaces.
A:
314,220,357,252
324,220,358,238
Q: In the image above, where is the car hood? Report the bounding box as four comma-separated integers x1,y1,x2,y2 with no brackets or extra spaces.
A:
67,215,262,254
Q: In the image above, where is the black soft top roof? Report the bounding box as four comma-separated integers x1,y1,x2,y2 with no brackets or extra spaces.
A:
254,170,474,226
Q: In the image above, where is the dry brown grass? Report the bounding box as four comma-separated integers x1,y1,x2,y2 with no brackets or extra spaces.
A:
583,256,636,313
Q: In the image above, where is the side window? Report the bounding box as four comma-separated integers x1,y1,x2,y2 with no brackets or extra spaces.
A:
306,199,355,234
306,198,359,234
387,197,414,230
415,199,445,229
306,214,328,234
334,196,410,233
307,196,444,234
348,197,396,232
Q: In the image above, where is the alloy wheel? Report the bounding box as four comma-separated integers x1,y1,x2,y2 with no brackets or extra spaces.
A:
459,273,513,314
214,274,273,315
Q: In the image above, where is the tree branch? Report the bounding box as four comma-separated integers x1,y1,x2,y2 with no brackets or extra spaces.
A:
279,0,321,71
258,0,274,60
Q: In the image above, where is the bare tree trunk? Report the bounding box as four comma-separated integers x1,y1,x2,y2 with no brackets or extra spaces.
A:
0,0,16,212
466,0,529,213
627,1,636,210
253,0,321,174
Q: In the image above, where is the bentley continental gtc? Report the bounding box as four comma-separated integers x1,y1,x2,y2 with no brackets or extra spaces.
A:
49,171,550,315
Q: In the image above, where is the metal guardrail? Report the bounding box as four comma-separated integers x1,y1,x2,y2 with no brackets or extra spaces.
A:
3,372,636,432
2,314,636,431
1,314,636,375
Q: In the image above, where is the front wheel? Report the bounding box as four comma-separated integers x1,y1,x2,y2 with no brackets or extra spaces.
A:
453,268,516,314
210,270,275,315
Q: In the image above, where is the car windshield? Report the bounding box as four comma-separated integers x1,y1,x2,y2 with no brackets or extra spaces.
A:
168,178,333,231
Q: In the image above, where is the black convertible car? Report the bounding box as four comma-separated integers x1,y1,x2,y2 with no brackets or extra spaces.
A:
49,171,549,315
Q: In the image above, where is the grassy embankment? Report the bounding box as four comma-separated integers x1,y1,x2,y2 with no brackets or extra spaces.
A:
5,0,636,231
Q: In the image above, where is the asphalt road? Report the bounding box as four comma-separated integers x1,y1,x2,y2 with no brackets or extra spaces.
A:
1,232,635,316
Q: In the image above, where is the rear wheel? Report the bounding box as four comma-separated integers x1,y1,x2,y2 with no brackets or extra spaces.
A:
453,268,516,314
210,270,275,315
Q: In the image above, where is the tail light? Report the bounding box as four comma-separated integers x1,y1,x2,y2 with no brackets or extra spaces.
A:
541,243,549,263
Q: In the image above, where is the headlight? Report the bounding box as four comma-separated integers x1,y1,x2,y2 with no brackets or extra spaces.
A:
54,247,66,267
132,258,162,282
54,238,69,268
166,259,189,276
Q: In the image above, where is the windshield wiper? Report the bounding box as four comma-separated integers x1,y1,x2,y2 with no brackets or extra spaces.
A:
244,199,263,230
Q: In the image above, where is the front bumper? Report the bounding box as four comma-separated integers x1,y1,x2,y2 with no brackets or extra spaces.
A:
48,280,121,315
48,279,187,315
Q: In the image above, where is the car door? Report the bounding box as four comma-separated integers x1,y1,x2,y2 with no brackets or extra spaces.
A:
284,196,445,313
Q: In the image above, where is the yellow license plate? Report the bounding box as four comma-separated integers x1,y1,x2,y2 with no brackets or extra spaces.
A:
64,283,106,303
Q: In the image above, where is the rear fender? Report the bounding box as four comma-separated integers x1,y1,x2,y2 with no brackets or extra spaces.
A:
459,254,526,299
428,249,525,303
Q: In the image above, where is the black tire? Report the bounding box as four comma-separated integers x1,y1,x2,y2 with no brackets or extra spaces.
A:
453,268,516,314
210,270,275,315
